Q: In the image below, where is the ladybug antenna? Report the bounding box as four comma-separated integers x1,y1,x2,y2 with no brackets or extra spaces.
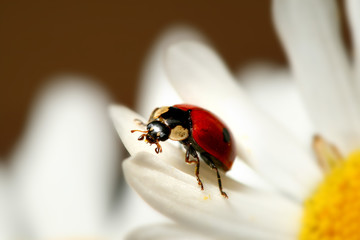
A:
131,129,148,134
131,130,149,142
131,129,148,141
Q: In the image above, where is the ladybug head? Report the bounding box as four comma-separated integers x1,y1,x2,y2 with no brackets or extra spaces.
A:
147,121,170,141
131,121,170,154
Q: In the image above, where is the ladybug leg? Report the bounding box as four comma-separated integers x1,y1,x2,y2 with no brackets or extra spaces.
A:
154,141,162,153
199,153,228,198
209,162,228,198
192,152,204,191
185,145,204,190
214,165,228,198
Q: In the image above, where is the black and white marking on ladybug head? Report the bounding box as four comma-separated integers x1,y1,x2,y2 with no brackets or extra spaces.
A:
131,120,169,154
147,121,170,141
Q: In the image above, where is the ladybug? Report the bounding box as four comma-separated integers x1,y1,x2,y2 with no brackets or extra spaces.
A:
131,104,236,198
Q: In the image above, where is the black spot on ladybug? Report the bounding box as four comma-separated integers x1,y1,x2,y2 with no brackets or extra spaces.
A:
222,128,231,143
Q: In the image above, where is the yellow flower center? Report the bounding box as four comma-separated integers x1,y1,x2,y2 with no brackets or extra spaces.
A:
299,151,360,239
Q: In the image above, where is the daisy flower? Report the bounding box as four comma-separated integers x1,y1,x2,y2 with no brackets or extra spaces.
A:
110,0,360,239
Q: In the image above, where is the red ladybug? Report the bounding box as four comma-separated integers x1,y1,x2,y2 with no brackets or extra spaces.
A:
131,104,236,198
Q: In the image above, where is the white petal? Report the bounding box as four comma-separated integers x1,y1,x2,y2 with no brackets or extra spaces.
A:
237,62,314,148
123,152,301,240
107,185,170,240
136,26,206,117
346,0,360,93
10,77,122,239
124,223,215,240
273,0,360,153
0,165,16,239
165,41,322,201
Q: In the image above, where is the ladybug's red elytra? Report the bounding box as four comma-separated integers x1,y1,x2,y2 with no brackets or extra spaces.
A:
131,104,236,198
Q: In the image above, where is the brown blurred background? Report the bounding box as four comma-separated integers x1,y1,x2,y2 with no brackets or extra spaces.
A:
0,1,286,157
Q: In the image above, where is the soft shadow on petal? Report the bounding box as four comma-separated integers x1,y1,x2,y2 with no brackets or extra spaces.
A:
165,41,322,201
273,0,360,153
346,0,360,93
109,105,273,238
123,152,301,240
136,25,206,117
124,223,215,240
10,77,122,239
237,62,314,148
